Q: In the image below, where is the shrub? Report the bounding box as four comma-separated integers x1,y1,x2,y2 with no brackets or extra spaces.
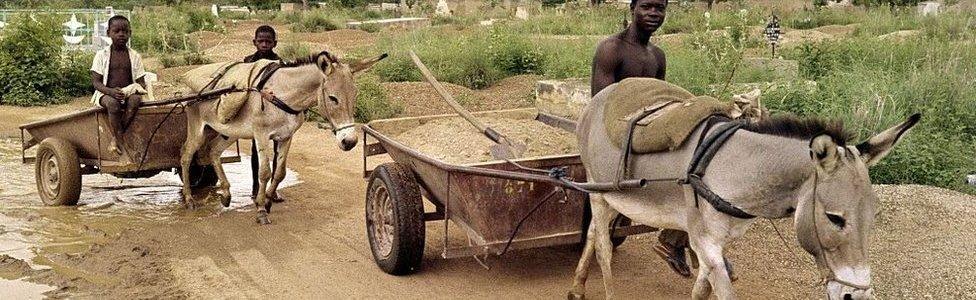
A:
0,14,70,106
160,51,211,68
354,74,400,122
278,42,316,61
131,5,221,55
291,12,341,33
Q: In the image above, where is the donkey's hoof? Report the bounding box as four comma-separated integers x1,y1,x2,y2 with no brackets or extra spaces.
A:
219,193,232,208
270,194,286,203
567,291,585,300
256,213,271,225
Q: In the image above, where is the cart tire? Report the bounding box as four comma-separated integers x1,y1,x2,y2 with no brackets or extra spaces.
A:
581,200,630,249
610,215,631,248
178,165,219,189
111,169,163,179
366,163,424,275
35,138,82,206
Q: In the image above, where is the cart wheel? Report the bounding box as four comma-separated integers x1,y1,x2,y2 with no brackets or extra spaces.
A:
366,162,424,275
35,138,82,206
581,200,630,249
178,165,219,189
111,169,162,179
610,215,631,248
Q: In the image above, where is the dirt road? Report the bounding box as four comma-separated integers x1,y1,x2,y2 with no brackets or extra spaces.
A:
1,104,974,299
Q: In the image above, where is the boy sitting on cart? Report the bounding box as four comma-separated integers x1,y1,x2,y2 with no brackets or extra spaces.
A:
90,15,147,155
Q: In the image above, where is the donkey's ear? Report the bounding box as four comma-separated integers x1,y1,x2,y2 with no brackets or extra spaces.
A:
350,53,388,75
316,52,334,74
856,113,921,167
810,135,841,174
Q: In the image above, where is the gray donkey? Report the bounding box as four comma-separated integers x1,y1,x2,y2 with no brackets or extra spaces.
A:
570,82,920,300
180,51,386,224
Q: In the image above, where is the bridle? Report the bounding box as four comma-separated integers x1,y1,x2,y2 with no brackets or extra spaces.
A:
807,168,874,293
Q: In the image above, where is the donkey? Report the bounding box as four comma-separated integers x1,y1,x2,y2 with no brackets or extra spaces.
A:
179,51,387,224
569,83,920,300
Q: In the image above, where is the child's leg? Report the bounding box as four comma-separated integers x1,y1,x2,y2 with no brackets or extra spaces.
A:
99,95,125,153
122,94,142,130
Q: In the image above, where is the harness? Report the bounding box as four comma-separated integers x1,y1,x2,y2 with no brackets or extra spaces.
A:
195,61,305,116
614,112,756,219
613,115,883,292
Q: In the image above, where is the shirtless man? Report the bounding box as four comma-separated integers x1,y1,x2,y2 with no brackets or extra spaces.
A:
90,15,146,154
590,0,713,279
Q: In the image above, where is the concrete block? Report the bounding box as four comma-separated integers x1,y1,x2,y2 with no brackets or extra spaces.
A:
919,1,943,16
535,78,591,120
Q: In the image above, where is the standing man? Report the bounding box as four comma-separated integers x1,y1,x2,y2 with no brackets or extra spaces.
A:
244,25,283,201
590,0,718,279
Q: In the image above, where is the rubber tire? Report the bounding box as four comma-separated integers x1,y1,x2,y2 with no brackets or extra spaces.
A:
610,214,631,248
178,165,219,189
366,163,425,275
35,138,82,206
580,199,630,249
111,169,163,179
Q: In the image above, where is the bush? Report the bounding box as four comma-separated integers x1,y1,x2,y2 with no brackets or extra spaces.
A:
772,38,976,193
278,42,316,61
160,51,211,68
131,5,222,55
354,74,400,123
290,12,341,33
0,14,75,106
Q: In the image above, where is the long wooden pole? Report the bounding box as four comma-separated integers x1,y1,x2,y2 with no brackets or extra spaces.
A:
408,51,491,136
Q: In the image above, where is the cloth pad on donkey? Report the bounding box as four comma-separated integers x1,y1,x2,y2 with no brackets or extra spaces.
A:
182,59,277,123
603,78,735,153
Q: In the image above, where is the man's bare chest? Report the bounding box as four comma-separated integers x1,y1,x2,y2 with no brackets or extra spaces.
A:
616,48,660,78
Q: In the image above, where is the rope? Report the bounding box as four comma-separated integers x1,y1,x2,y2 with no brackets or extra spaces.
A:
499,188,564,256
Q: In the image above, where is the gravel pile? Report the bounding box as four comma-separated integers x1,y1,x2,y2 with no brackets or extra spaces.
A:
394,117,578,164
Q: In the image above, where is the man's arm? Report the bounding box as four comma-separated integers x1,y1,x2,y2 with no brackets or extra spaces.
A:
653,45,667,80
591,41,619,97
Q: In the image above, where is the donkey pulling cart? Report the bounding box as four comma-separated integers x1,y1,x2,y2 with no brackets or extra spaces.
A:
19,87,241,206
362,108,651,275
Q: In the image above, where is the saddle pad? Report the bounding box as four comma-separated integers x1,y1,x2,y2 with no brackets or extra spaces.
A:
182,60,276,123
603,78,734,153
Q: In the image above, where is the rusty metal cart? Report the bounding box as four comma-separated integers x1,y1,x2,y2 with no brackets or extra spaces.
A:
362,108,650,275
19,88,240,206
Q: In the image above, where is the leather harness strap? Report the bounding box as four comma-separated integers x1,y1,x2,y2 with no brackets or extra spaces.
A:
683,116,757,219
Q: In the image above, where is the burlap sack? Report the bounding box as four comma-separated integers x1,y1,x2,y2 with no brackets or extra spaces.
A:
182,60,276,123
604,78,734,153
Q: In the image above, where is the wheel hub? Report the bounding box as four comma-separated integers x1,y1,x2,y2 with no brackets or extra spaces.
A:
41,154,60,198
369,185,395,258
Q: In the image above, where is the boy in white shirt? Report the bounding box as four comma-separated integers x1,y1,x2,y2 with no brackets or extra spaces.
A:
90,15,146,154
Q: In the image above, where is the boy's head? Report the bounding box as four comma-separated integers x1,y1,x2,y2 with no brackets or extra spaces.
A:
106,15,130,47
253,25,277,53
630,0,666,34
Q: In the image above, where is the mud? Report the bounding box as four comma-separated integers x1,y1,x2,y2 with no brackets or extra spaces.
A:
394,117,578,164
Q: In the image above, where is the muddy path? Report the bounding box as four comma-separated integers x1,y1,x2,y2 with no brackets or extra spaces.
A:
1,105,974,299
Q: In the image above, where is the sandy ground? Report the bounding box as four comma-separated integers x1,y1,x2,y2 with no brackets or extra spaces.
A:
2,8,976,298
1,99,974,298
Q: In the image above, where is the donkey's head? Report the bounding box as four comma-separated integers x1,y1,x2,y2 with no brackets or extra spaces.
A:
313,51,388,151
795,113,920,300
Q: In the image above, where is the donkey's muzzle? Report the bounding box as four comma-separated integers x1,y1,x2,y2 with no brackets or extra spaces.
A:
334,124,358,151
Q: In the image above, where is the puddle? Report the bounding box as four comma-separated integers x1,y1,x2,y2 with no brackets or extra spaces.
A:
0,278,56,299
0,137,299,294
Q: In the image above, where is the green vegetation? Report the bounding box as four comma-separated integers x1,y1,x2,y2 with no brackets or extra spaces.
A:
0,14,91,105
353,74,400,122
